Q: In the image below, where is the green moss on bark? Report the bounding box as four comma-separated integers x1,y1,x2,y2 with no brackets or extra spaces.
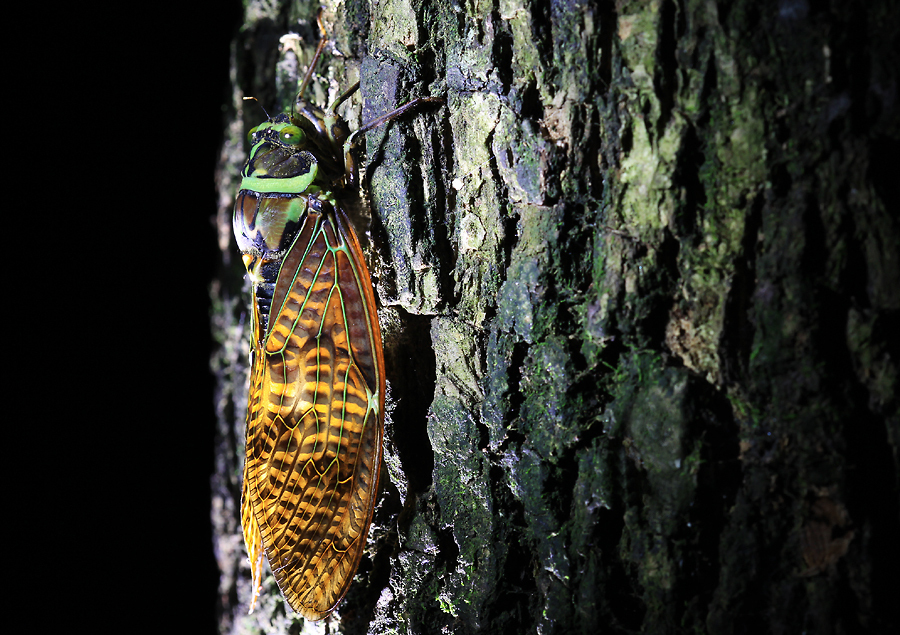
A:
214,1,900,633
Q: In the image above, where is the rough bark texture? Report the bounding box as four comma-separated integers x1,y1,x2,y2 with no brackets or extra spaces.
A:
211,1,899,633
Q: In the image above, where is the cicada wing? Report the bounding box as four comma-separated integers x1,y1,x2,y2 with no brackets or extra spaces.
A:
242,205,384,621
241,454,264,612
242,291,268,614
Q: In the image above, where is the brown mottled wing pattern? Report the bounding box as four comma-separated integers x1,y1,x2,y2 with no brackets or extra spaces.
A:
241,205,385,620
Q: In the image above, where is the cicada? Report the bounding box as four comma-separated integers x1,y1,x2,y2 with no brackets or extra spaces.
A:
232,17,440,621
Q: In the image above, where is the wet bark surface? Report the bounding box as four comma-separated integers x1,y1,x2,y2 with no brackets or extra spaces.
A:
212,1,899,633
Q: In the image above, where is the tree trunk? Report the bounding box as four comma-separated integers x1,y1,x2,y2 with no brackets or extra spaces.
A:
211,1,899,633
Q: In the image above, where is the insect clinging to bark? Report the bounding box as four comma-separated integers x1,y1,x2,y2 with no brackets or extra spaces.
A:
232,14,441,620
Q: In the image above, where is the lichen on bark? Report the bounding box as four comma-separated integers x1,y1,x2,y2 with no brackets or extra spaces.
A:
212,1,900,633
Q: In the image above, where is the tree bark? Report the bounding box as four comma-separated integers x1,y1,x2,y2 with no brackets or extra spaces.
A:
212,0,899,633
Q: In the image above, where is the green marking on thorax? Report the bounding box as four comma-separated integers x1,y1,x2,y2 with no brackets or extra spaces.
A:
241,164,318,194
285,198,306,223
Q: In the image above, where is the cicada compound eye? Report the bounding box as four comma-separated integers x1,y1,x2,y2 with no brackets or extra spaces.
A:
279,125,305,146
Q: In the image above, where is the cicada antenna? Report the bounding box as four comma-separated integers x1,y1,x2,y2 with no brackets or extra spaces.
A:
242,96,271,121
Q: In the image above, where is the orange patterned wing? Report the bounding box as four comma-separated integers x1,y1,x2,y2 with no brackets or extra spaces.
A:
242,203,385,620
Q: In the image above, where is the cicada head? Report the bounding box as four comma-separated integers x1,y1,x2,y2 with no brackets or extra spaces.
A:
234,114,321,261
242,114,319,184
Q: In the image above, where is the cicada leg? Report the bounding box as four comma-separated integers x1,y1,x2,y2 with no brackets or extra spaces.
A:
296,9,329,101
291,11,443,188
339,95,444,188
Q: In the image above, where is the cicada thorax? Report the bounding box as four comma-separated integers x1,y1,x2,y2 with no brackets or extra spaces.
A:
234,98,386,620
234,106,359,330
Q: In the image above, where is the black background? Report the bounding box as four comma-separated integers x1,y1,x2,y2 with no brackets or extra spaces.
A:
17,3,243,633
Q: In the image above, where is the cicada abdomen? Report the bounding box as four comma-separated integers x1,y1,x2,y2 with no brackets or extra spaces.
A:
233,17,440,621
